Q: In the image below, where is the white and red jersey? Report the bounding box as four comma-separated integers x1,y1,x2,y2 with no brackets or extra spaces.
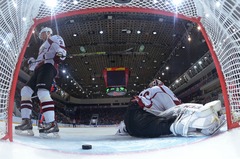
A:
30,35,66,71
133,85,181,116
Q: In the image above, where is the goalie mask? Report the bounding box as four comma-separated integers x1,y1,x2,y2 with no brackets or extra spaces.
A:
39,27,53,40
149,79,163,87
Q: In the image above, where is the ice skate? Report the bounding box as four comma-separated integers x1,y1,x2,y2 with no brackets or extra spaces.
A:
116,121,129,136
37,123,44,130
39,121,60,138
15,118,34,136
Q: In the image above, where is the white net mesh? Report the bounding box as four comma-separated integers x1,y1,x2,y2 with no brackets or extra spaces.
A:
0,0,40,139
0,0,239,140
198,0,240,123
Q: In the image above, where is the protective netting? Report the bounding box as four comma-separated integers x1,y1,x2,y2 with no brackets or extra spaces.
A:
0,0,239,140
198,0,240,123
0,0,41,139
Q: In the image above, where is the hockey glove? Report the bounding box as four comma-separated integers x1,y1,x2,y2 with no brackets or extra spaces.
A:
28,57,35,64
56,49,67,60
28,57,36,71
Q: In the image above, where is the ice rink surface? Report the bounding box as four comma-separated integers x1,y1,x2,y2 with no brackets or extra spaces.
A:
0,124,240,159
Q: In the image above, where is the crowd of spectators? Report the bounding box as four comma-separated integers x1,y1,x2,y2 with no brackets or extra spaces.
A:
73,107,127,125
15,86,127,125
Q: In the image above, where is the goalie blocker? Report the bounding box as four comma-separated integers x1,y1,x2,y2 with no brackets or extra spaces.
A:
122,100,225,137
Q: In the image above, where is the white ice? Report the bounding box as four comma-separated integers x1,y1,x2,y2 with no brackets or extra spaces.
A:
0,123,240,159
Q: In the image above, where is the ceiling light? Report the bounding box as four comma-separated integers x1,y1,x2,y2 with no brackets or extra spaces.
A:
73,0,78,5
126,30,131,34
139,45,145,52
73,33,78,37
172,0,183,6
159,18,164,22
107,15,113,19
62,70,66,73
80,46,86,53
153,31,157,35
216,1,221,7
137,30,141,34
13,2,17,8
44,0,57,8
99,30,103,34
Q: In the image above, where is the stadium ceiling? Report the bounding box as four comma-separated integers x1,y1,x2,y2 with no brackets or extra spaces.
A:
24,12,209,99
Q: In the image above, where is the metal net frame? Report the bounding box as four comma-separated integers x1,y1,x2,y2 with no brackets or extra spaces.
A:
0,0,239,141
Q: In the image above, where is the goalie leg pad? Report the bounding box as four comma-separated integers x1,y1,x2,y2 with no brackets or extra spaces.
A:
158,103,203,118
170,100,222,136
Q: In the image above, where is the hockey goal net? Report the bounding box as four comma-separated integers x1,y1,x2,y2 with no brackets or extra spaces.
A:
0,0,240,141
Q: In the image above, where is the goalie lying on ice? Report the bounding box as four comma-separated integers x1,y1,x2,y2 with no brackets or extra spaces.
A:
117,100,225,137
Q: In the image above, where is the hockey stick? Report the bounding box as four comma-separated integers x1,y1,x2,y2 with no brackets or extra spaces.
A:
28,55,67,64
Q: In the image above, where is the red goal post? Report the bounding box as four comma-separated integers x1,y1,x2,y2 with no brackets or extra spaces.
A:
0,0,239,141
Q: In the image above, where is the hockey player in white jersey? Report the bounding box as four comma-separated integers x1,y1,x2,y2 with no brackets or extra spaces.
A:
15,27,67,137
117,79,225,137
117,79,181,136
136,79,181,116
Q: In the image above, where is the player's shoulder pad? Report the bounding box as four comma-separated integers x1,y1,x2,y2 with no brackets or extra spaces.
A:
49,35,65,46
50,35,63,40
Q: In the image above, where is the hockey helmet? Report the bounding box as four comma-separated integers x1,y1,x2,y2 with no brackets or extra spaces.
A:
39,27,52,39
149,79,163,87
